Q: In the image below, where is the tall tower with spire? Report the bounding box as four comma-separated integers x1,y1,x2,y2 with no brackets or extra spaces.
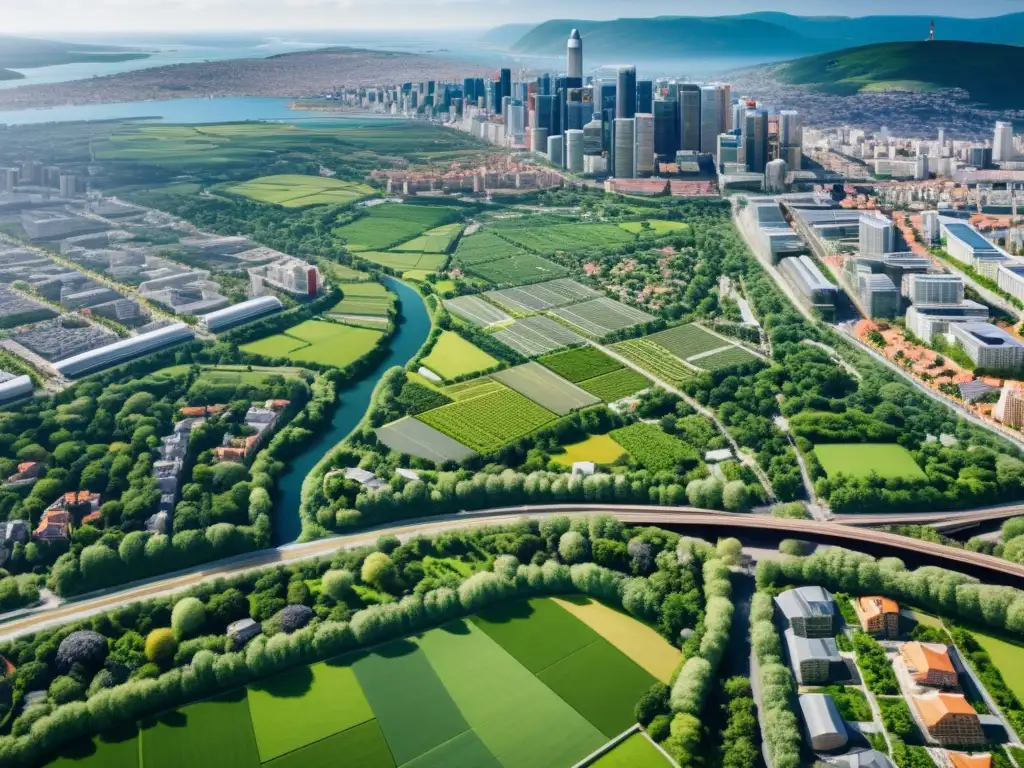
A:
567,29,583,79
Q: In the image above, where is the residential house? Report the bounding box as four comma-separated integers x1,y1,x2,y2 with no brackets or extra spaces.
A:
213,402,289,464
785,629,843,684
900,642,959,688
33,508,71,542
775,586,838,638
3,520,28,545
799,693,848,751
947,753,992,768
912,692,985,746
5,461,42,487
855,596,900,639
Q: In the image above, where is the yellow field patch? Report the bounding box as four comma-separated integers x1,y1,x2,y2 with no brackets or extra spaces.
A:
551,434,626,467
552,597,680,683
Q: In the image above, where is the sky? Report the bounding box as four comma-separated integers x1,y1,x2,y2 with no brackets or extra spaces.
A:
5,0,1024,35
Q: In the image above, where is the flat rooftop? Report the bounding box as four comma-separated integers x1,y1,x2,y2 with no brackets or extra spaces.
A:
955,322,1024,348
945,222,996,251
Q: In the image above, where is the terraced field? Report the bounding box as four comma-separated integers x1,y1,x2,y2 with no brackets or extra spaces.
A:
415,384,556,452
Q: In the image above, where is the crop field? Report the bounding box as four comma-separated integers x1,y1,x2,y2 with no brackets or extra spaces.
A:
354,251,449,272
225,174,375,208
442,377,505,402
320,261,367,283
492,362,600,415
591,733,674,767
463,252,569,287
610,423,701,472
693,346,761,371
539,347,623,383
485,279,602,313
334,204,459,251
329,281,393,317
415,383,556,452
493,316,587,357
646,324,724,360
551,298,655,337
551,434,627,467
494,223,636,255
240,320,382,368
420,331,499,381
141,690,261,768
618,220,690,236
375,417,477,463
392,223,464,253
452,232,526,266
611,339,696,386
579,369,651,402
443,296,510,327
814,443,927,480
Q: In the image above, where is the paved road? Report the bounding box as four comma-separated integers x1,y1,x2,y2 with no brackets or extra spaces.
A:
833,501,1024,531
4,504,1022,642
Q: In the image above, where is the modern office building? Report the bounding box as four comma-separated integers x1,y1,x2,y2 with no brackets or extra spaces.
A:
613,118,636,178
775,586,837,638
679,85,701,152
567,29,583,79
547,134,564,167
565,129,585,173
778,255,838,314
743,108,768,173
859,215,896,257
949,322,1024,371
633,113,655,176
994,121,1014,163
653,99,679,161
616,67,637,119
636,80,653,113
199,296,284,333
786,630,842,684
53,323,194,378
251,258,321,298
779,109,802,170
858,270,900,319
798,694,848,751
942,218,1007,276
765,158,788,193
717,133,742,169
583,119,603,156
921,210,941,244
506,100,526,139
531,127,549,154
497,68,511,114
699,86,719,156
996,262,1024,303
903,273,964,305
905,301,989,344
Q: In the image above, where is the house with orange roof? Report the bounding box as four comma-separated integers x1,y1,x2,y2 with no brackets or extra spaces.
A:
33,508,70,542
912,692,985,746
213,446,246,463
854,596,900,638
5,461,42,487
900,642,958,688
948,753,991,768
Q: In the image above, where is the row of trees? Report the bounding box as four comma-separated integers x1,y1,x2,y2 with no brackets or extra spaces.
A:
750,591,803,768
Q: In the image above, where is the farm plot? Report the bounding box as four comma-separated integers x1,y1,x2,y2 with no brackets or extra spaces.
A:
693,345,761,371
464,252,569,287
646,324,723,360
392,223,463,253
415,384,556,452
551,434,626,467
486,278,601,313
492,362,600,415
618,220,690,236
444,296,510,327
539,347,622,383
226,174,375,208
579,368,651,402
420,331,499,381
241,320,383,368
610,423,701,472
495,223,636,255
329,281,393,317
442,378,505,401
493,316,587,356
814,443,927,481
452,232,525,266
354,251,448,272
140,691,261,768
590,733,674,768
375,417,477,463
611,339,696,386
551,298,655,337
334,204,459,251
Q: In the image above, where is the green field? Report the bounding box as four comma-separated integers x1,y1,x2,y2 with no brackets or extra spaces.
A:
966,630,1024,702
591,733,673,767
321,261,369,283
241,320,383,368
619,220,690,236
551,434,627,467
155,364,306,384
392,223,464,253
579,369,651,402
354,251,449,272
420,331,498,380
334,204,459,251
453,232,525,266
646,324,724,360
225,174,375,208
814,443,927,480
140,691,260,768
610,423,701,473
539,347,622,383
329,281,394,317
416,384,556,452
464,252,569,287
611,339,696,386
494,223,636,256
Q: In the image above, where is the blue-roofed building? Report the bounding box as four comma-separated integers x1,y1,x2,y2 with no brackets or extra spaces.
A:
941,218,1008,277
950,322,1024,372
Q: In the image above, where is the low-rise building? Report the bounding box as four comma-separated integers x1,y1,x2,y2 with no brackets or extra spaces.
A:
831,749,895,768
899,642,958,688
904,301,990,344
775,586,837,638
227,618,261,648
912,692,985,746
785,629,842,684
5,461,42,487
949,322,1024,372
798,693,848,751
947,752,993,768
854,596,900,639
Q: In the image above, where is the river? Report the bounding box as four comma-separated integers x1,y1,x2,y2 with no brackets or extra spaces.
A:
271,277,432,545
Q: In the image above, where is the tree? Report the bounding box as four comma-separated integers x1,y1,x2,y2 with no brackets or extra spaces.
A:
558,531,588,564
145,628,178,665
170,597,206,640
55,630,108,674
361,552,397,590
322,569,355,600
722,481,750,512
716,538,742,566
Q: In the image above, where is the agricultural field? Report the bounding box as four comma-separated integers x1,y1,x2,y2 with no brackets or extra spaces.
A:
225,174,375,208
452,232,525,266
814,443,927,480
550,434,627,467
590,733,674,768
485,279,602,313
695,346,761,371
539,348,623,383
375,417,477,463
392,223,464,253
969,630,1024,701
645,324,724,360
443,296,511,327
551,298,656,337
415,383,556,452
334,204,459,252
611,339,697,386
320,261,369,283
329,282,394,317
493,223,637,256
618,220,690,236
463,252,569,287
579,369,651,402
442,377,505,402
420,331,499,381
492,362,600,416
353,251,448,272
493,316,587,357
610,423,701,472
240,320,383,368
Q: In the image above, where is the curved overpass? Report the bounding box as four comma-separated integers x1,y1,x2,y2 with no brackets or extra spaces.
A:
832,503,1024,531
1,504,1021,641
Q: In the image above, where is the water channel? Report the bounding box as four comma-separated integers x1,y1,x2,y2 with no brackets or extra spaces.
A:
271,276,431,545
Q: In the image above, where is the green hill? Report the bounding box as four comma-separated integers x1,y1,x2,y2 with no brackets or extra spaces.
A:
0,35,150,70
775,41,1024,109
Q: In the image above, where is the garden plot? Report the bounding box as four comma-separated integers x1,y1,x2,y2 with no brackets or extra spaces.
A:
493,316,587,356
420,331,498,381
579,368,650,402
551,298,655,337
539,347,622,382
444,296,510,327
375,417,477,463
611,339,696,386
492,362,600,415
645,324,760,371
464,252,568,287
485,278,600,313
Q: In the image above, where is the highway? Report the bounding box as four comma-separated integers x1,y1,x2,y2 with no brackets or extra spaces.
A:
2,504,1022,642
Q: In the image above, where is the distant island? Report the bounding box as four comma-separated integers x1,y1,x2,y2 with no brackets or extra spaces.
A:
0,34,151,70
774,40,1024,110
0,69,23,82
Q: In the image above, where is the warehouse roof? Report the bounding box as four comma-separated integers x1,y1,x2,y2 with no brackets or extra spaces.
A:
798,693,847,740
775,586,836,621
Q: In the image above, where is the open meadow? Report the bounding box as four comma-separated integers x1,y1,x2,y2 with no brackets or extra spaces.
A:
814,443,927,480
240,320,383,368
225,174,375,208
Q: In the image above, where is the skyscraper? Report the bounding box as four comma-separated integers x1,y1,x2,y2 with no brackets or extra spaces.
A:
497,68,511,114
534,94,556,133
613,118,636,178
567,29,583,79
653,99,679,162
583,119,604,156
994,121,1015,163
779,110,803,171
699,86,719,156
637,80,653,114
679,85,701,152
616,67,637,119
716,85,730,134
744,108,768,173
566,129,585,173
634,113,656,176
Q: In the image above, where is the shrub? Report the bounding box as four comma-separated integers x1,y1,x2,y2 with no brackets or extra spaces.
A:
48,675,86,705
558,531,588,564
170,597,206,640
321,569,355,600
54,630,108,674
271,604,314,635
670,656,712,716
361,552,396,589
647,713,672,742
145,628,178,665
635,682,670,725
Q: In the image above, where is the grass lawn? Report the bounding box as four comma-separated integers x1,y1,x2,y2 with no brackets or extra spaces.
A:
226,174,375,208
552,597,680,684
139,690,260,768
970,629,1024,702
241,320,383,368
417,620,606,768
471,597,599,673
247,662,374,761
263,721,394,768
536,639,657,737
48,730,140,768
591,733,674,767
551,434,627,467
814,443,927,480
420,331,498,380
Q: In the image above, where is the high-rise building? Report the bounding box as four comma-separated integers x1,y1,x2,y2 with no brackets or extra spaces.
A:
717,134,742,168
679,85,701,152
59,174,78,198
547,134,564,167
634,113,656,176
765,158,789,193
744,108,768,173
567,29,583,79
566,129,585,173
779,110,802,170
507,100,526,141
597,80,616,120
859,216,896,257
0,168,15,193
637,80,653,114
699,86,719,155
717,85,730,133
498,68,511,114
921,211,941,245
583,119,604,157
616,67,637,119
534,94,556,133
994,121,1015,163
531,127,549,154
613,118,636,178
653,99,679,161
